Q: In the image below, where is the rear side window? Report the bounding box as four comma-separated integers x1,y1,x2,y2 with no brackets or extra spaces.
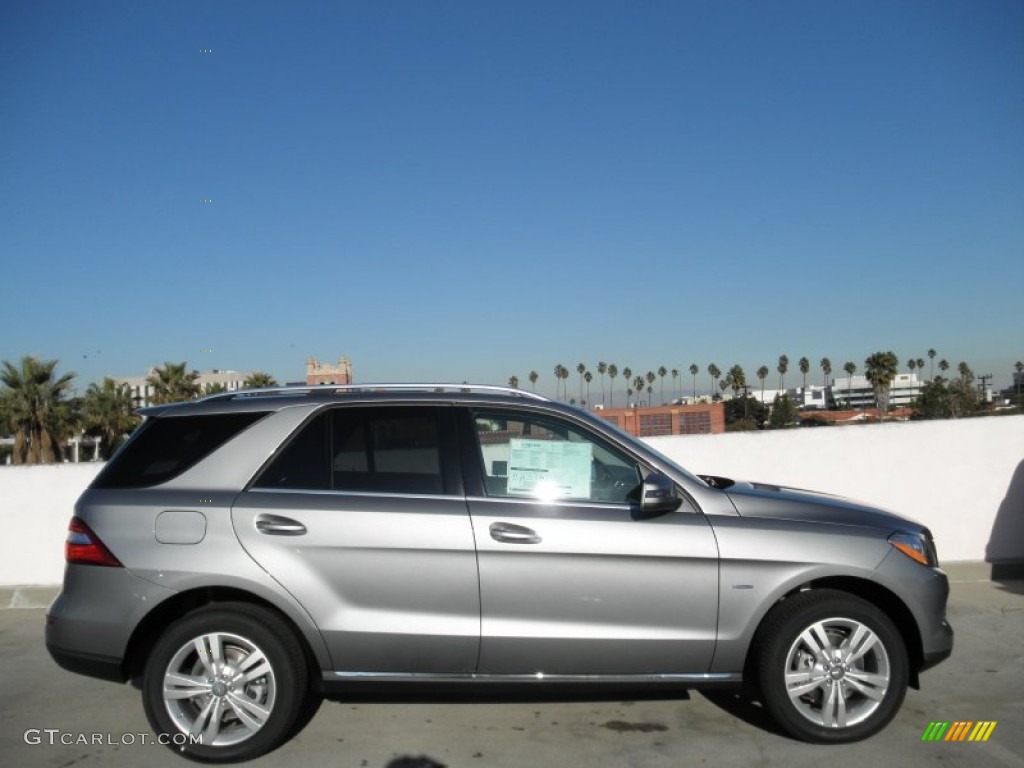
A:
254,406,445,495
93,412,269,489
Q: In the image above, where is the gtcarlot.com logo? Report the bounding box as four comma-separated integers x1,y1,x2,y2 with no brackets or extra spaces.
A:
921,721,997,742
24,729,202,747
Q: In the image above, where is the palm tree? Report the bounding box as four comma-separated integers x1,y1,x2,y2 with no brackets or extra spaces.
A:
622,367,633,406
864,351,900,417
147,362,200,404
843,361,857,408
508,375,519,389
798,357,810,389
928,348,937,380
939,359,950,376
529,370,538,391
82,378,140,459
243,371,277,389
1015,361,1023,398
0,355,76,464
957,361,972,386
727,364,746,397
204,382,227,395
820,357,832,387
646,371,656,405
597,361,607,406
757,365,769,402
708,364,721,400
607,364,618,408
777,355,789,390
634,375,647,406
689,363,699,400
657,366,667,404
577,363,586,404
907,359,917,378
915,358,925,380
671,368,679,401
584,370,592,406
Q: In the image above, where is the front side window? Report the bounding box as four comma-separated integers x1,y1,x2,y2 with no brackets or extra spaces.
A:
472,410,640,504
254,407,444,495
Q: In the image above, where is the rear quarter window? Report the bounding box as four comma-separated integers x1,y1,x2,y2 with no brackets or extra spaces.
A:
92,412,269,489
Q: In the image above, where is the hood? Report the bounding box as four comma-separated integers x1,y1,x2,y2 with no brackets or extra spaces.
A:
720,479,926,534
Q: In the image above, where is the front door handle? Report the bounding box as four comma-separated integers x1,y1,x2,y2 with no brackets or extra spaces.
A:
255,514,307,536
489,522,541,544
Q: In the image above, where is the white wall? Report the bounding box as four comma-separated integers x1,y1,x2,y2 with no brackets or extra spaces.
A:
1,416,1021,586
648,414,1024,566
1,464,102,586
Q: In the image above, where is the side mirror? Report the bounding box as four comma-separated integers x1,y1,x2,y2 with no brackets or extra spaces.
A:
640,472,683,515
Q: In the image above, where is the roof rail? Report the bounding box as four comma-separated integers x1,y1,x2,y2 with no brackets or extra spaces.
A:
198,383,550,402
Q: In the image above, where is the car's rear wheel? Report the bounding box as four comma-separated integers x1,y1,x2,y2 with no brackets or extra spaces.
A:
756,589,909,743
142,603,309,762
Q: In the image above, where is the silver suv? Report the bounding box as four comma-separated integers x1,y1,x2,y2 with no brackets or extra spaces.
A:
46,384,952,761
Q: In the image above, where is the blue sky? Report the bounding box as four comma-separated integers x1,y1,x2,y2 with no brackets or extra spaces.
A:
2,0,1022,397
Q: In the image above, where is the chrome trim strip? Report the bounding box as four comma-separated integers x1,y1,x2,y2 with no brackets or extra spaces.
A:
326,671,740,684
247,487,466,502
465,495,631,510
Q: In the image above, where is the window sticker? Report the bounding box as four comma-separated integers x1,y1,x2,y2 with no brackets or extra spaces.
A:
507,438,592,500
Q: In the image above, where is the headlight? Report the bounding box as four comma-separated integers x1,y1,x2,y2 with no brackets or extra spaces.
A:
889,531,939,567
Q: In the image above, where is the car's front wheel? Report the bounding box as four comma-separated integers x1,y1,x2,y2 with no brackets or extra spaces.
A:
756,589,909,743
142,602,310,762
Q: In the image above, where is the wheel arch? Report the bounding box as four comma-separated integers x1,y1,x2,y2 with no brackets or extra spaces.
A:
122,586,325,692
745,577,925,690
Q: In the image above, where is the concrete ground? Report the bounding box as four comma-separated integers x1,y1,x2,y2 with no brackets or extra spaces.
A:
2,579,1022,768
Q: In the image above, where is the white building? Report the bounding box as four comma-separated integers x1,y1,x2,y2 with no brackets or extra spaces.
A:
831,372,922,409
114,369,255,408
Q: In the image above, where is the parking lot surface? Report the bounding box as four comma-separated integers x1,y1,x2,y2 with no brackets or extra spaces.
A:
2,579,1022,768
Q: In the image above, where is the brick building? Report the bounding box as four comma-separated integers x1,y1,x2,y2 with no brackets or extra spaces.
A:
594,402,725,437
306,356,353,385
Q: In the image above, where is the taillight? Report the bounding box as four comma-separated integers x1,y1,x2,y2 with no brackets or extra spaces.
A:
65,517,122,567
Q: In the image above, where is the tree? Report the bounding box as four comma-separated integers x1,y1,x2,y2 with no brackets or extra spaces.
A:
757,365,769,401
0,355,77,464
607,364,618,408
689,363,699,400
907,359,917,378
843,361,857,408
657,366,667,404
723,394,768,431
243,372,277,389
939,359,950,375
708,364,721,400
769,392,796,428
508,376,519,389
204,382,227,395
864,351,900,417
928,348,937,380
583,370,592,406
82,377,140,459
577,363,586,404
528,370,538,392
915,358,925,378
777,355,789,390
727,364,746,397
957,361,972,386
798,357,810,389
646,371,656,405
670,368,679,401
820,357,832,387
1016,361,1023,399
147,362,200,404
634,375,646,406
622,367,633,406
597,361,607,406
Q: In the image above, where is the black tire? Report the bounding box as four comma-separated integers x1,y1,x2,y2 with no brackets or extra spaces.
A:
755,589,909,743
142,602,311,763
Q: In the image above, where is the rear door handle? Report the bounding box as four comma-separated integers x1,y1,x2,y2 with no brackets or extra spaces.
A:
489,522,541,544
255,515,307,536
